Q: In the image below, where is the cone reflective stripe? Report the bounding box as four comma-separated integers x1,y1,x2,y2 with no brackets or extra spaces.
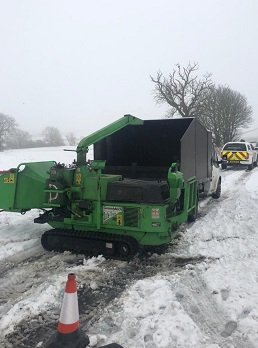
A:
58,273,80,334
46,273,89,348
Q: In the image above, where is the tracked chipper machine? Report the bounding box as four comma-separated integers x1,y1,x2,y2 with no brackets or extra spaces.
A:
0,115,220,258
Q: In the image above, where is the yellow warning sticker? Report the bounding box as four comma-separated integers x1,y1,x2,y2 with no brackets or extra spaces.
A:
4,174,15,184
116,214,123,226
75,173,82,185
103,206,123,224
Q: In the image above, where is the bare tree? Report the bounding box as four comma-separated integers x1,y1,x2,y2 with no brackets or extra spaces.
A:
66,132,77,146
198,85,253,146
42,127,64,146
0,113,16,151
151,62,213,117
5,128,33,149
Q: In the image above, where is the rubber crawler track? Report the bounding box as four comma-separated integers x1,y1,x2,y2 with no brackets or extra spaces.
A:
41,229,139,260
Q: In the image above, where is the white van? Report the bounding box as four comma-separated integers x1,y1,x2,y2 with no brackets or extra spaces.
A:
221,142,258,170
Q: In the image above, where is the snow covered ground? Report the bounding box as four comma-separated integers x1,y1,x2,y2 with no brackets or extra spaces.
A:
0,147,258,347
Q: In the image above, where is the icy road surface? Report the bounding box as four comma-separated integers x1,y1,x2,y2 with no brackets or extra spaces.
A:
0,147,258,347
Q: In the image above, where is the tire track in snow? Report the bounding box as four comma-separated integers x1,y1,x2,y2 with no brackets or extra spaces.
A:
1,167,257,347
172,167,258,347
0,251,83,323
2,254,209,347
175,271,255,348
0,246,45,278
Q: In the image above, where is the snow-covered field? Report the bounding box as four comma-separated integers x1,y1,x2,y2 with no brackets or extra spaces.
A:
0,147,258,348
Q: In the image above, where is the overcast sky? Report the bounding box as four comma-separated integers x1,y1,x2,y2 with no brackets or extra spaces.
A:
0,0,258,139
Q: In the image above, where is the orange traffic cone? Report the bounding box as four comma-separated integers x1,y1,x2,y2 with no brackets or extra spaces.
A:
46,273,89,348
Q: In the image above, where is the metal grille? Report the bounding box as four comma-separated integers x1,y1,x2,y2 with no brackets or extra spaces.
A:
166,205,174,219
124,207,139,227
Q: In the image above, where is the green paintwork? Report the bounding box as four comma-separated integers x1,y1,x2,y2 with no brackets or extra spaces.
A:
44,161,198,246
76,115,143,165
0,116,199,249
0,161,55,211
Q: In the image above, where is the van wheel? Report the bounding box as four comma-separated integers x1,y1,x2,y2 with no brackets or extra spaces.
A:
248,162,253,170
188,195,199,222
212,178,221,199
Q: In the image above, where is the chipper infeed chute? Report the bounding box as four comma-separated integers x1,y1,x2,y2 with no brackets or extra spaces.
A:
0,161,56,211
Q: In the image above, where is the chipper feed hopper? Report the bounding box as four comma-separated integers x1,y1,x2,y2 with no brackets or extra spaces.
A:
0,115,209,258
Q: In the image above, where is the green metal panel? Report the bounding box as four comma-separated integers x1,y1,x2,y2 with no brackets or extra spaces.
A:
0,170,17,210
82,174,122,201
46,162,198,247
48,201,172,246
0,161,55,211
